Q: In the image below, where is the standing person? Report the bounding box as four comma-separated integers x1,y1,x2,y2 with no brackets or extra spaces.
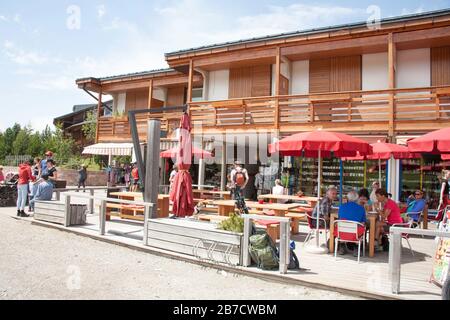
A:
370,181,381,210
437,170,450,221
230,161,249,199
374,188,403,251
41,151,53,176
169,165,178,192
77,164,88,192
0,166,5,184
131,163,140,192
124,163,131,188
17,159,34,217
29,175,54,212
46,159,58,187
28,157,42,212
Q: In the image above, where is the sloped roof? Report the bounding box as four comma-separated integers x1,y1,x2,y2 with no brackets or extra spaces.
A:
165,8,450,57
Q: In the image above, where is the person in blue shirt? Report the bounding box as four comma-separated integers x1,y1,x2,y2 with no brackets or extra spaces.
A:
40,151,53,176
30,175,54,212
406,190,426,222
337,190,367,255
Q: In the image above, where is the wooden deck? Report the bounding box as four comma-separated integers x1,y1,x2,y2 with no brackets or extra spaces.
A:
2,202,443,300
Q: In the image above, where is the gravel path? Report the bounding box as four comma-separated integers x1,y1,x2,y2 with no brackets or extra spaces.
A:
0,209,358,300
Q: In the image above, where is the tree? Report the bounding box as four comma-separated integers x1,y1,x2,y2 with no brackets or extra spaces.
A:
81,110,97,142
12,129,31,156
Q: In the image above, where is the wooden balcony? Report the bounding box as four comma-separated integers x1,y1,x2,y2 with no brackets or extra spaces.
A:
96,86,450,143
188,86,450,135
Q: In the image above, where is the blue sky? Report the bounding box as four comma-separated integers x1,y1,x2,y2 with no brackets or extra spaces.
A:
1,0,450,132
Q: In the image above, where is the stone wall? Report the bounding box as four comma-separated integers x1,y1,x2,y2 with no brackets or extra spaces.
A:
2,166,107,186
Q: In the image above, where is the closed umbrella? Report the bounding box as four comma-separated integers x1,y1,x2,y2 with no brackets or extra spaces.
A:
269,130,372,254
169,113,195,217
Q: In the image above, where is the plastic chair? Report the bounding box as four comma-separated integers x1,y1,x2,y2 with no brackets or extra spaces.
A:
391,220,415,256
405,210,423,228
303,212,329,247
333,220,366,263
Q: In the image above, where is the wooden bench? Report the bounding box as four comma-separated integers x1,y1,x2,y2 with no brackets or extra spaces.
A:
106,203,144,221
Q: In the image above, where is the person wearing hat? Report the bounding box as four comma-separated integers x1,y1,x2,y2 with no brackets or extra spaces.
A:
77,164,88,192
41,151,53,176
230,160,249,199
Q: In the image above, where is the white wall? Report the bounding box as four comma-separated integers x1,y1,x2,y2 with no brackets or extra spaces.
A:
271,63,290,95
362,52,389,90
207,69,229,100
396,48,431,88
290,60,309,94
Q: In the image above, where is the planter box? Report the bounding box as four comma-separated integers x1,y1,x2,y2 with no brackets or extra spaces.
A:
34,200,87,226
146,219,243,266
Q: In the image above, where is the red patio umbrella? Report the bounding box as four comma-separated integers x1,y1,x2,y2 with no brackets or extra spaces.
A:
342,141,419,186
408,127,450,153
160,146,213,159
269,130,372,254
442,154,450,161
169,112,195,217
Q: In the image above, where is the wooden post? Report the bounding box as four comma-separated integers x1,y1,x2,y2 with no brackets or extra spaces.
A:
64,195,71,227
145,120,161,219
99,199,106,235
147,79,153,109
95,88,102,143
187,59,194,104
88,189,94,214
274,47,281,129
388,33,396,138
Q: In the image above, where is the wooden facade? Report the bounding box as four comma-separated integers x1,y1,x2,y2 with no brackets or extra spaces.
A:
76,9,450,143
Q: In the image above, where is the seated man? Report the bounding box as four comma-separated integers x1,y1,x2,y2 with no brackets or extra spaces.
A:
272,179,287,203
406,190,426,222
337,191,366,255
374,188,403,251
30,175,54,212
311,186,337,229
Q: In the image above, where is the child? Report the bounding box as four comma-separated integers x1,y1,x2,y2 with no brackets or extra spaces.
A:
131,164,140,192
78,164,88,192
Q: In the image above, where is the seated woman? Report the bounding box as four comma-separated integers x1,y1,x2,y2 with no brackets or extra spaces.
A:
374,188,403,251
337,191,367,255
272,179,287,203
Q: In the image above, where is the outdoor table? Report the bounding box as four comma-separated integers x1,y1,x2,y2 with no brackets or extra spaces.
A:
213,200,301,217
109,191,170,218
329,212,378,258
257,194,318,207
192,189,231,200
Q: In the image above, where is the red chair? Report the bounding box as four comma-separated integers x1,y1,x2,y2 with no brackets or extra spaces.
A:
333,220,366,263
303,212,329,247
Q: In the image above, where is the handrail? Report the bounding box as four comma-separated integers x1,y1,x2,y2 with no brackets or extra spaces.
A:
389,226,450,294
241,214,291,274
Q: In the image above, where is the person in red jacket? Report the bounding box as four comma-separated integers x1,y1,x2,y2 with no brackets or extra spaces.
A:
17,159,34,217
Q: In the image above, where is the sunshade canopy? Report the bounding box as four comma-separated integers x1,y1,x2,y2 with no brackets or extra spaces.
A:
408,128,450,153
82,143,134,156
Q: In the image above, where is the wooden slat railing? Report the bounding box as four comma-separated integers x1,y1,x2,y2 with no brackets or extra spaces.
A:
97,86,450,142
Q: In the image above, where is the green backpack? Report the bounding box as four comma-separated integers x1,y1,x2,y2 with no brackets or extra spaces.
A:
249,232,279,270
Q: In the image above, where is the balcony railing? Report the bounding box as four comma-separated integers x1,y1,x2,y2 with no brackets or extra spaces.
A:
96,86,450,142
188,86,450,131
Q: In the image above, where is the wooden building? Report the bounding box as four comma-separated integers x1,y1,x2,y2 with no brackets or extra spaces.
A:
76,9,450,197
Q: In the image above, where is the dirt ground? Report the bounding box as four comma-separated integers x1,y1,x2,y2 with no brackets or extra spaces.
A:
0,209,359,300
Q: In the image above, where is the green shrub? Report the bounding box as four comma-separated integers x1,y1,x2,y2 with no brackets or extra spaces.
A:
218,212,244,233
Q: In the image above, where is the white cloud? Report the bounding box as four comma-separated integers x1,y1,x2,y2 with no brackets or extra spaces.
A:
97,5,106,19
0,15,8,22
27,76,74,91
27,116,55,132
3,41,48,65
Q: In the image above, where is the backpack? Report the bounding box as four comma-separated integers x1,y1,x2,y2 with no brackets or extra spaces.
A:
234,169,246,187
287,241,300,270
249,233,279,270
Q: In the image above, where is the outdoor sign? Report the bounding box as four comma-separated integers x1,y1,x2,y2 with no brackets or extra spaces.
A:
431,230,450,286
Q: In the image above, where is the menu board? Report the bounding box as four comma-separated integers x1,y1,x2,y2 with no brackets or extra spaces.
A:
431,236,450,287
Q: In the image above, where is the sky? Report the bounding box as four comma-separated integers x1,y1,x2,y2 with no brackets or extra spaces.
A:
1,0,450,132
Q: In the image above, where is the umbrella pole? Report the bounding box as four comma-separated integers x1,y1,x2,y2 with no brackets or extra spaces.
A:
306,149,328,254
378,158,382,187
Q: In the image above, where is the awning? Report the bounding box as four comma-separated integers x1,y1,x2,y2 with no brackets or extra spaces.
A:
82,143,134,156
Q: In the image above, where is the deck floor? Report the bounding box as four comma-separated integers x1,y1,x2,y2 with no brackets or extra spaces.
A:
3,190,443,300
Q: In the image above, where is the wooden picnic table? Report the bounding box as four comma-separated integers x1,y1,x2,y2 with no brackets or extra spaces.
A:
257,194,318,207
329,212,378,258
213,200,301,217
109,191,170,218
192,189,231,200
